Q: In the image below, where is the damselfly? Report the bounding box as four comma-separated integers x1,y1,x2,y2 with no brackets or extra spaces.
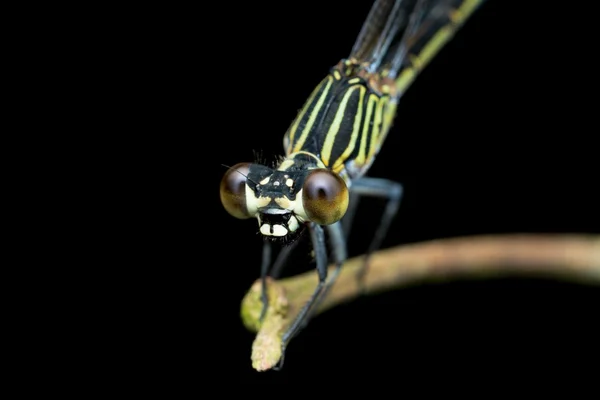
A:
221,0,485,367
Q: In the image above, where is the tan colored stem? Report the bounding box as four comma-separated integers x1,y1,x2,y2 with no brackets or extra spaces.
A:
240,234,600,371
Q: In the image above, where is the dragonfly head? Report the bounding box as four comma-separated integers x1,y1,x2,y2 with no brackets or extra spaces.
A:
220,162,349,241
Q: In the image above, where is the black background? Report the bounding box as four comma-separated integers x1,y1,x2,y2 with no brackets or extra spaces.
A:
93,0,599,388
203,1,599,384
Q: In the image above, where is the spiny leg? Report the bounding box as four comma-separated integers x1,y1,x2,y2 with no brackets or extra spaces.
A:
313,221,347,318
259,238,302,323
349,177,403,292
275,222,329,370
294,222,348,335
259,240,272,323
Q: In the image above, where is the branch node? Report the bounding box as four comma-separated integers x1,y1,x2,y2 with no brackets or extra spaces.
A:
240,277,289,371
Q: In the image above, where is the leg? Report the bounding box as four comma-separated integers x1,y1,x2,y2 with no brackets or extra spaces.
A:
275,222,329,370
312,221,347,316
349,177,403,291
259,238,302,322
259,241,272,322
291,222,348,335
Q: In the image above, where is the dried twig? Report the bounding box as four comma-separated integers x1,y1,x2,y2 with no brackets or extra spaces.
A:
241,234,600,371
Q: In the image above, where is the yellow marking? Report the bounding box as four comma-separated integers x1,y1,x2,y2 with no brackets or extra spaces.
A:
380,101,397,150
245,185,259,215
395,0,483,95
277,151,326,172
418,28,452,70
368,95,386,160
274,197,291,209
333,70,341,80
409,54,424,70
449,8,462,24
348,77,360,84
320,85,361,166
286,76,333,152
355,93,377,166
278,159,295,171
457,0,482,25
256,196,271,208
384,97,397,126
332,85,366,172
259,177,270,185
396,68,416,94
285,178,293,187
291,77,334,153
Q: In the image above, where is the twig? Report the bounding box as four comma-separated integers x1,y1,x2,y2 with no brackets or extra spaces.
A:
240,234,600,371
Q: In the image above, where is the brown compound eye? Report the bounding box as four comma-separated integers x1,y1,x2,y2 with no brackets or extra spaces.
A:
220,162,253,219
301,169,349,225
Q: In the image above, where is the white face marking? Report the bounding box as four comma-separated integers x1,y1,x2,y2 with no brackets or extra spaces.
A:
293,188,308,221
259,177,270,185
272,225,288,237
273,181,280,186
259,223,288,237
285,178,293,187
288,215,299,232
260,224,271,235
262,208,288,215
245,185,258,215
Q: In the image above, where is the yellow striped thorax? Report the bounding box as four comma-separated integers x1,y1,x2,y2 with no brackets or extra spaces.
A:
283,58,398,184
221,0,487,243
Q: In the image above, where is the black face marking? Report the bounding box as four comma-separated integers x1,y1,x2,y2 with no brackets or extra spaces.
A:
247,165,308,201
259,212,306,244
245,160,315,243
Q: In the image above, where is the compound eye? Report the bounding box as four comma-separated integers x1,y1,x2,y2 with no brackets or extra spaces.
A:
220,163,253,219
301,169,349,225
